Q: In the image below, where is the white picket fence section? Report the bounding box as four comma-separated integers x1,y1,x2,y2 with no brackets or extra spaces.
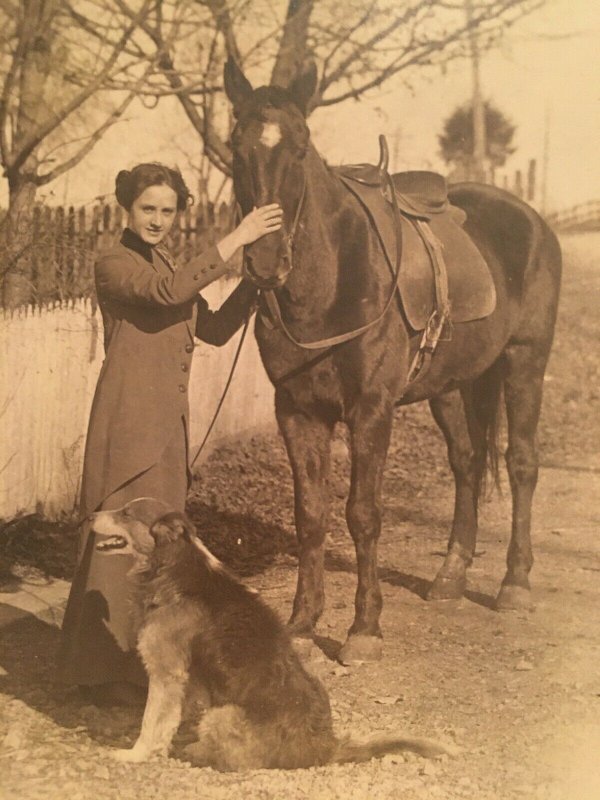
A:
0,280,276,520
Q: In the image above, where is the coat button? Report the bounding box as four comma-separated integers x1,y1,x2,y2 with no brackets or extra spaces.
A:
185,343,194,353
210,263,218,270
193,273,199,280
181,363,188,372
178,385,186,393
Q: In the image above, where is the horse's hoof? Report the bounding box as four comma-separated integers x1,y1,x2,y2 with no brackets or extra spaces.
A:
427,574,466,601
338,635,383,665
495,584,534,612
292,636,326,663
427,552,467,600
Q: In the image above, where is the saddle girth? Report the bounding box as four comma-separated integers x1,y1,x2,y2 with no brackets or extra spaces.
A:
339,174,452,385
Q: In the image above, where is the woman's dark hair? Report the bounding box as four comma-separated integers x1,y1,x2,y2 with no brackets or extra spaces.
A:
115,163,193,212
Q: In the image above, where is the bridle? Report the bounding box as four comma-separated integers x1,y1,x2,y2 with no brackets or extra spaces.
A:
243,159,307,285
243,158,405,352
280,170,307,270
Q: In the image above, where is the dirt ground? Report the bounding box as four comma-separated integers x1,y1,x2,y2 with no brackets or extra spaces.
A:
1,232,599,799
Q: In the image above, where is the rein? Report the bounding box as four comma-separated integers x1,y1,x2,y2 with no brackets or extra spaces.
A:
261,173,404,351
189,311,252,469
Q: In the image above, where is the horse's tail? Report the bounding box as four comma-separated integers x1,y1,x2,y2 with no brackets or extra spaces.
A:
331,734,457,765
479,358,505,497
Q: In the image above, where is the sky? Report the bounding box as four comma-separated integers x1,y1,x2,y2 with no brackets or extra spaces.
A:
29,0,600,214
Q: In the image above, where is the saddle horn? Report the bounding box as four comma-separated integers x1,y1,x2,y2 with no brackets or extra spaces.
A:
377,134,390,175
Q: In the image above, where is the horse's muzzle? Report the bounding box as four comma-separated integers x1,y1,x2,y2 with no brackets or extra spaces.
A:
243,253,292,290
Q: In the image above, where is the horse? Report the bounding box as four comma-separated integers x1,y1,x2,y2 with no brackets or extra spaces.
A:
224,59,562,664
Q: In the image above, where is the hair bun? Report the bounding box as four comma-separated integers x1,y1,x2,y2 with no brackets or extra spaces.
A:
115,170,133,208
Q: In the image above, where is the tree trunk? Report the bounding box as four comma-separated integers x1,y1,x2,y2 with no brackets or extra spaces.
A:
1,174,38,308
271,0,314,88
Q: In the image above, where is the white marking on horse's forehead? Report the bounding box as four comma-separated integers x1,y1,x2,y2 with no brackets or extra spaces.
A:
259,122,282,149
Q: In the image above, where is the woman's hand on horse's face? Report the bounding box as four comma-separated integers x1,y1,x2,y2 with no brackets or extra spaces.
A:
216,204,283,263
236,204,283,246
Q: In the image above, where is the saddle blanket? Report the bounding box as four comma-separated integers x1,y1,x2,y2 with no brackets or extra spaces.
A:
338,173,497,331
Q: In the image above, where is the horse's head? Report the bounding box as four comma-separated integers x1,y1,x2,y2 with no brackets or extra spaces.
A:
224,58,318,289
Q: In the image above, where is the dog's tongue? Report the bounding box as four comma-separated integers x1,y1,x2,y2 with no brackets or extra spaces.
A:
96,535,127,551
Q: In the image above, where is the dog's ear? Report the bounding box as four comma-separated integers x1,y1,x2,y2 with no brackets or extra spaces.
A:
177,512,198,543
150,512,197,545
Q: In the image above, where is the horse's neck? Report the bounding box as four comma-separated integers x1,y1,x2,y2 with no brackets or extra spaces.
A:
287,147,361,305
303,146,348,225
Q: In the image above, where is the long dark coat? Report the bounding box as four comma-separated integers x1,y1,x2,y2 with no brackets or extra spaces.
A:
58,229,257,687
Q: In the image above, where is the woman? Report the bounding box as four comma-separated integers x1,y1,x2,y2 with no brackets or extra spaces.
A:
58,163,282,705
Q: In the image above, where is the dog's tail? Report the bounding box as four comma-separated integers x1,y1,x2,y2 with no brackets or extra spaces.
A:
331,734,457,765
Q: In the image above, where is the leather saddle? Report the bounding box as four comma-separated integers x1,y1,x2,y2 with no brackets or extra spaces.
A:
334,137,496,332
337,162,450,220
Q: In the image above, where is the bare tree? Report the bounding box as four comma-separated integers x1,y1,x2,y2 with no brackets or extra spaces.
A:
114,0,543,176
0,0,187,307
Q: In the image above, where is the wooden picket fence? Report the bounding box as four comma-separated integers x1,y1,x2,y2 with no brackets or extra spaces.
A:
545,200,600,233
0,284,275,521
11,198,236,307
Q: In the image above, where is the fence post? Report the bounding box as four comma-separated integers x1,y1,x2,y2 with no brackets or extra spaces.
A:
513,170,523,199
527,159,536,203
54,206,65,300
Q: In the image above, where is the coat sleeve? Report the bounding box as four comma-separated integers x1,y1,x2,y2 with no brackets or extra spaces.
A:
95,246,230,306
195,279,258,346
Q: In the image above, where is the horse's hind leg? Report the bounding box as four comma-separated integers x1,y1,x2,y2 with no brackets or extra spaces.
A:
338,398,394,664
275,391,334,640
427,369,501,600
495,343,547,611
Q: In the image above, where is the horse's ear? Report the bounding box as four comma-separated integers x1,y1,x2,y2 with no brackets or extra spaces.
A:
287,62,318,116
224,57,253,116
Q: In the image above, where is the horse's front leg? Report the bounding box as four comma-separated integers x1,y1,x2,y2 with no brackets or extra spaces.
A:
339,396,394,664
275,390,334,640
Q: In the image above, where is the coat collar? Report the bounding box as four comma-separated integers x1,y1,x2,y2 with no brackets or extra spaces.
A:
121,227,153,264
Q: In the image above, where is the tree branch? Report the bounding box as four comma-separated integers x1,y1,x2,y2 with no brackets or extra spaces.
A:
36,66,155,185
4,0,155,178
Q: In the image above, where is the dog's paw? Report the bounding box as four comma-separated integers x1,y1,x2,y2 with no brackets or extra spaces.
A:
111,747,150,763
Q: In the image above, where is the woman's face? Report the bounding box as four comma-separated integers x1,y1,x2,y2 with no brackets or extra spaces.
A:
128,184,178,245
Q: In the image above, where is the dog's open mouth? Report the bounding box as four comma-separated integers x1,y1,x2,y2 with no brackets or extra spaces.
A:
96,535,128,551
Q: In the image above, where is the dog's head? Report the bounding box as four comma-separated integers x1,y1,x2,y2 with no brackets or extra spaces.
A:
94,501,223,572
93,497,172,557
95,501,254,597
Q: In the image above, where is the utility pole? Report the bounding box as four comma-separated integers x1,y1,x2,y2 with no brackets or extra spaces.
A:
465,0,486,181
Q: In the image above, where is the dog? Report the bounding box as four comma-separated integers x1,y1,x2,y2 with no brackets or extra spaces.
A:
92,497,454,770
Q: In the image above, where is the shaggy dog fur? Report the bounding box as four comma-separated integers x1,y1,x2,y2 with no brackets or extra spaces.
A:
92,498,453,770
